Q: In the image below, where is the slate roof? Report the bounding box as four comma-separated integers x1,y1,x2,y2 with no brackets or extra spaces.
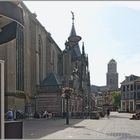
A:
109,59,117,64
39,73,62,93
121,74,140,84
69,24,76,37
70,44,81,61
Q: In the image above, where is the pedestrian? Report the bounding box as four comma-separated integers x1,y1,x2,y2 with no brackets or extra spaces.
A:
43,110,48,118
106,108,110,119
7,108,14,121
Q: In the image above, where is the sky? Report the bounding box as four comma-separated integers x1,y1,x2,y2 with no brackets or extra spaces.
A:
23,1,140,87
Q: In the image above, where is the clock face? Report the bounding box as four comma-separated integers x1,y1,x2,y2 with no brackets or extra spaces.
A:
68,35,81,42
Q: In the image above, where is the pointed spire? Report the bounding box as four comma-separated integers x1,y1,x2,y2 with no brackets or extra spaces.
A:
70,24,77,37
68,11,81,43
70,11,76,36
71,11,74,25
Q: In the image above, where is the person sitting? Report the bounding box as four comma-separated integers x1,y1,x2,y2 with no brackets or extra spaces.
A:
130,112,140,120
48,112,52,119
42,110,48,118
7,109,14,121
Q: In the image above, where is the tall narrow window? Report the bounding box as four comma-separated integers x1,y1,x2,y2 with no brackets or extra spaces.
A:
38,35,43,83
16,24,24,91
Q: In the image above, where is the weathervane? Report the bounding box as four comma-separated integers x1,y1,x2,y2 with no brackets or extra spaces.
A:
71,11,74,25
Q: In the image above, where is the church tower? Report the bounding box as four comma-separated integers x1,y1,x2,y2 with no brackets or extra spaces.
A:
106,59,118,90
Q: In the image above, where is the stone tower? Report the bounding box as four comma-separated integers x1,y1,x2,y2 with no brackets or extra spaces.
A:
106,59,118,90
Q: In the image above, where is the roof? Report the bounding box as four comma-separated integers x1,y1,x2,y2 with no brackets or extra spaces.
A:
71,44,81,60
39,73,62,93
69,24,76,37
121,75,140,84
41,73,61,86
108,59,117,64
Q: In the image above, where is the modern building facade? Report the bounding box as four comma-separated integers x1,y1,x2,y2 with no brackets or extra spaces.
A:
121,75,140,112
106,59,118,91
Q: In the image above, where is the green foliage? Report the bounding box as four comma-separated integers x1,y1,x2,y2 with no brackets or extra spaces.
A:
15,90,25,98
111,91,121,107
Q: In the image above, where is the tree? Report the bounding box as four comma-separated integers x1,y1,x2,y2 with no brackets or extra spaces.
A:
111,91,121,108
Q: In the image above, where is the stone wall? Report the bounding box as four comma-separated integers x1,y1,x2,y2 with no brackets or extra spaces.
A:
36,93,62,114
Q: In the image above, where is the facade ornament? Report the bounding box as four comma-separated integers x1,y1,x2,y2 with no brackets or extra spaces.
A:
71,11,74,24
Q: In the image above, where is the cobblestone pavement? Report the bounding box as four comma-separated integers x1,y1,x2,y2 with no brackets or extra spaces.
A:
23,112,140,139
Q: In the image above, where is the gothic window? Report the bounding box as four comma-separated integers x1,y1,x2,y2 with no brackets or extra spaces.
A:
16,24,24,91
57,54,62,76
51,48,55,71
52,50,55,65
51,49,55,64
38,35,43,83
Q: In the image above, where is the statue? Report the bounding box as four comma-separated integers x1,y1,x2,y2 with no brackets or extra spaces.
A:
71,11,74,24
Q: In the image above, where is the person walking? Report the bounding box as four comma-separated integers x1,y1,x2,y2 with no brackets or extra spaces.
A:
106,108,110,119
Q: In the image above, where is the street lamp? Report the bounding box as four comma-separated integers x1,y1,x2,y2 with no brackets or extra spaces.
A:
61,87,73,125
34,96,37,113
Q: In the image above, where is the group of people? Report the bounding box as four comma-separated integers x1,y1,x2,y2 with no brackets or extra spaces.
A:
6,108,25,121
130,112,140,120
34,110,53,119
6,108,53,120
7,108,110,120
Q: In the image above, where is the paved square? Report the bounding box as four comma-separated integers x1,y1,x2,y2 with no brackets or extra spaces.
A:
23,112,140,139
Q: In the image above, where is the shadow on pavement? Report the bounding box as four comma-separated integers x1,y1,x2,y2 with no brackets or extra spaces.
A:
23,118,84,139
110,114,131,119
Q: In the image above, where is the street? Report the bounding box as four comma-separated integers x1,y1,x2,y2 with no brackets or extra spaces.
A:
23,112,140,139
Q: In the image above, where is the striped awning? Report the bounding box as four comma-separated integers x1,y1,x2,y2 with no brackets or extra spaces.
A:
0,1,24,45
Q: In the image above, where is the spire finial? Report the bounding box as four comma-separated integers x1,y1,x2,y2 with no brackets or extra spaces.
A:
71,11,74,25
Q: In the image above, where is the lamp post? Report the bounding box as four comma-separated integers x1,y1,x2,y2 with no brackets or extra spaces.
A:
66,94,69,125
61,87,73,125
34,96,37,113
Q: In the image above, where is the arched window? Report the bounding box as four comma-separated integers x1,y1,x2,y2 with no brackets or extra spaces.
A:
38,35,43,83
16,24,24,91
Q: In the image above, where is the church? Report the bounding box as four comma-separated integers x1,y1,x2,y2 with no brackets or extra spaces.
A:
0,1,91,117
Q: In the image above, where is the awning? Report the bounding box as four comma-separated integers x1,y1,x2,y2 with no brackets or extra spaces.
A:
0,1,24,45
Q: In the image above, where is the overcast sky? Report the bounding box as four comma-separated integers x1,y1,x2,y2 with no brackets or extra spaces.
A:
23,1,140,87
